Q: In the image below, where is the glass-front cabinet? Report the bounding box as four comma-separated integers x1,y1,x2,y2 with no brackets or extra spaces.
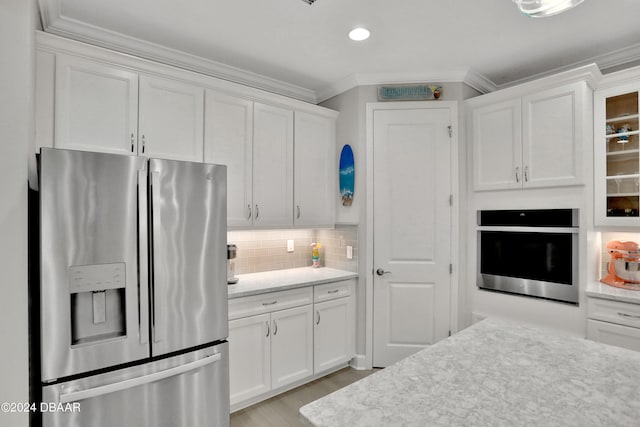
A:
595,84,640,225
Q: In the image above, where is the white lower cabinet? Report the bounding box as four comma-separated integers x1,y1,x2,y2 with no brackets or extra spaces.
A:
228,279,355,411
313,279,355,374
587,319,640,352
228,288,313,410
587,297,640,352
228,313,271,405
270,305,314,389
314,297,353,373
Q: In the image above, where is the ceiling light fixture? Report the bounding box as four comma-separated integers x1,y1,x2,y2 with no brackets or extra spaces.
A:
349,27,370,41
513,0,584,17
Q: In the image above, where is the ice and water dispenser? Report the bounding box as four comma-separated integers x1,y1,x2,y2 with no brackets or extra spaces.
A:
68,263,127,345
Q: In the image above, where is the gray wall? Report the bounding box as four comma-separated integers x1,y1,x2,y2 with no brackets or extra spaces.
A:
0,1,34,426
321,82,482,357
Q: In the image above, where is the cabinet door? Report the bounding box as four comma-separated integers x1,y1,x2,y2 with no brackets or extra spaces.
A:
55,54,138,155
270,305,313,390
204,91,253,227
228,314,271,406
252,103,294,227
294,112,336,227
587,319,640,352
594,85,640,226
522,82,586,188
139,75,204,162
471,99,522,191
314,297,353,373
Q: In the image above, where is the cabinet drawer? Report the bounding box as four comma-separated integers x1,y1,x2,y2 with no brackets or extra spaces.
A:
314,279,354,303
587,297,640,329
229,287,313,320
587,319,640,352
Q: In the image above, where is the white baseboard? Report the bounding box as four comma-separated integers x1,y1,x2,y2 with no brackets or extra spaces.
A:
349,354,369,370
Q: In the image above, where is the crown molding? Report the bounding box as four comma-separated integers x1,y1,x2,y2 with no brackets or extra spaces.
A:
316,68,498,103
38,3,318,103
492,43,640,91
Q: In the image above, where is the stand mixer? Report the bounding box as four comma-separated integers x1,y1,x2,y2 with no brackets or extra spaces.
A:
601,240,640,290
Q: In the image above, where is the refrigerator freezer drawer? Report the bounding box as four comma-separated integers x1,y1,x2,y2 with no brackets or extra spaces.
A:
42,343,230,427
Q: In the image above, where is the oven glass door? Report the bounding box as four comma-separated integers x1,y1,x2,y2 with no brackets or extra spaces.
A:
480,231,573,285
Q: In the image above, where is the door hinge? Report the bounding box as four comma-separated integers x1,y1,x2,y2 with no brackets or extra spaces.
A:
449,264,453,274
449,194,453,206
447,125,452,138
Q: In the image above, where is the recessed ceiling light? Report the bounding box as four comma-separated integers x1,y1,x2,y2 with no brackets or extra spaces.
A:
348,27,370,41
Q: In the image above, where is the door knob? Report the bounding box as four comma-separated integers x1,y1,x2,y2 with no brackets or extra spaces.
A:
376,268,391,276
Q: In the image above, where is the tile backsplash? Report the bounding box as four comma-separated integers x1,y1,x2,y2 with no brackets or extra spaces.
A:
227,225,358,274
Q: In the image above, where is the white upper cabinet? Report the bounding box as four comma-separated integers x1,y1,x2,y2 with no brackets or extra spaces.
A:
38,38,338,229
471,99,522,191
204,91,254,227
139,75,204,162
54,54,204,162
470,80,588,191
294,112,336,227
252,102,294,228
522,82,585,188
55,54,138,155
594,82,640,226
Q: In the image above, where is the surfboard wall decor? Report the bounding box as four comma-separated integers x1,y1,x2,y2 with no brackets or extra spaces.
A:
339,144,354,206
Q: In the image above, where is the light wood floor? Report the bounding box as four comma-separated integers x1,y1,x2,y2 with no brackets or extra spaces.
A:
230,367,377,427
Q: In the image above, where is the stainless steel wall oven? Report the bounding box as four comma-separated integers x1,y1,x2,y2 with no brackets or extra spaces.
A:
477,209,579,305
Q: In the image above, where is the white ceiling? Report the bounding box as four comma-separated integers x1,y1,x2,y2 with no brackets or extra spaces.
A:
38,0,640,103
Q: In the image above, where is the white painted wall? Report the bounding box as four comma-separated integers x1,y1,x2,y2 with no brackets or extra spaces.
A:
321,83,479,360
0,1,35,426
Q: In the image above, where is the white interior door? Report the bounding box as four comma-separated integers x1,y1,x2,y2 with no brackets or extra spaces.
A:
372,106,452,367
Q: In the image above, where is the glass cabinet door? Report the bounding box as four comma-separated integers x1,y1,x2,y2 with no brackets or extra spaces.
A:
605,91,640,217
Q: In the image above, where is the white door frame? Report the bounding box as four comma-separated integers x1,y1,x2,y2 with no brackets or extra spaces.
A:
365,101,459,369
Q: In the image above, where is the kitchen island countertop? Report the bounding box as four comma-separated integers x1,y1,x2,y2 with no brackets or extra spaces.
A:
227,267,358,299
300,318,640,427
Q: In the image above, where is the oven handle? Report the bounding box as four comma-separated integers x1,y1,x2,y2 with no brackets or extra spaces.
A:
58,353,222,404
477,226,578,234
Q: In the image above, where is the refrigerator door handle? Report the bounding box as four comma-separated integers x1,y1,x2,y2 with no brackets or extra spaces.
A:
138,170,150,345
150,171,163,344
58,353,222,404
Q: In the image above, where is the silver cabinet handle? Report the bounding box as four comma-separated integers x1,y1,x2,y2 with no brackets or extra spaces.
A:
327,289,339,294
524,166,529,182
376,268,391,276
272,320,278,335
618,312,640,320
316,310,320,325
141,134,146,154
255,204,259,219
262,301,277,306
137,170,149,345
131,133,135,153
247,204,252,220
515,166,520,183
297,205,301,219
266,320,270,337
59,353,222,403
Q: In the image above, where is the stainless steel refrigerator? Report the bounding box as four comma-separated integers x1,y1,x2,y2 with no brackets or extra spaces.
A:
36,148,229,426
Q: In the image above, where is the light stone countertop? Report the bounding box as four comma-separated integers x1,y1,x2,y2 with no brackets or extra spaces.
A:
227,267,358,299
300,318,640,427
586,281,640,305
